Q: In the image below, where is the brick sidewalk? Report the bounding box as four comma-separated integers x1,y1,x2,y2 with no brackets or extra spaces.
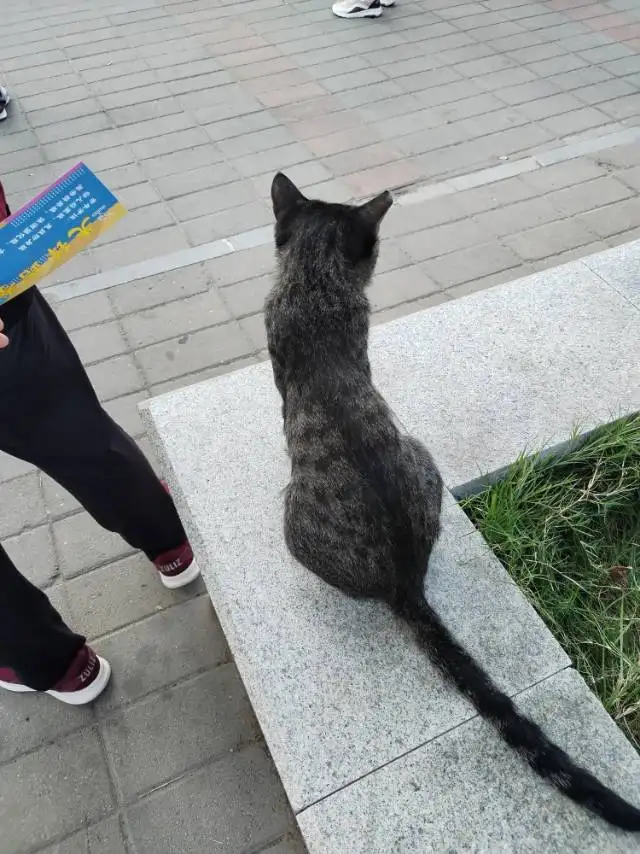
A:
2,0,640,852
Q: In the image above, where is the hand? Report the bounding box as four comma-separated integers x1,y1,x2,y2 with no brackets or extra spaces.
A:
0,317,8,348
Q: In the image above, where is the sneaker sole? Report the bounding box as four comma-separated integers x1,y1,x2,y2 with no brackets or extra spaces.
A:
159,557,202,589
333,6,383,17
0,656,112,705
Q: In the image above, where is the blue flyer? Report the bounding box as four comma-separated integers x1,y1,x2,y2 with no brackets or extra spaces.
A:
0,162,126,305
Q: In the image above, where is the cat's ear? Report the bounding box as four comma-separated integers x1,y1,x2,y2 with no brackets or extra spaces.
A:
271,172,306,221
358,190,393,230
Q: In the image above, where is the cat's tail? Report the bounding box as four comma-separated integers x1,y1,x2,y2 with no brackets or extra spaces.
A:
401,591,640,831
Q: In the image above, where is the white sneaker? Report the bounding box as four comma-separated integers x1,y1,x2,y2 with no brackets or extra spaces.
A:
332,0,382,18
0,86,10,122
381,0,396,5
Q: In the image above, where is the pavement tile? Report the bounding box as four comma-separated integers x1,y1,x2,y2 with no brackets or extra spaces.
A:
101,666,258,799
126,744,292,854
0,728,114,854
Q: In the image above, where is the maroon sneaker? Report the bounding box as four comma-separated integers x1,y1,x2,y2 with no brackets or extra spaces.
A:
0,645,111,705
153,540,201,589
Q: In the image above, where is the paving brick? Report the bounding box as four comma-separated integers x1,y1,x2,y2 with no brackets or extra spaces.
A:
86,354,145,402
130,128,211,161
383,196,467,238
376,239,415,275
495,79,561,105
0,473,46,538
65,551,204,639
33,114,112,147
206,243,275,287
344,158,425,197
231,142,316,179
27,98,103,129
102,666,258,800
183,200,272,244
516,93,583,121
547,176,634,216
578,196,640,238
3,524,58,589
140,144,224,180
53,511,134,578
117,182,162,210
82,58,150,85
43,129,124,162
108,98,183,127
505,218,595,260
368,265,439,311
126,744,291,854
68,321,128,365
601,91,640,120
0,146,46,175
0,130,39,156
572,77,639,106
122,288,230,348
136,321,254,384
21,85,92,112
421,242,522,288
38,815,127,854
259,834,308,854
100,202,176,245
0,728,113,854
591,142,640,169
108,265,211,316
472,196,564,237
541,105,612,137
204,109,278,142
0,451,34,483
41,473,82,519
617,164,640,193
91,227,189,270
0,684,93,766
532,239,608,269
103,391,150,439
94,595,228,712
239,312,268,350
521,157,607,193
155,162,239,200
1,163,57,196
100,162,148,191
168,181,258,221
397,219,493,263
221,275,273,318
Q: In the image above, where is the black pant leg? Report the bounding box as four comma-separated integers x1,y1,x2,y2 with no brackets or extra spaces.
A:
0,289,186,559
0,545,85,690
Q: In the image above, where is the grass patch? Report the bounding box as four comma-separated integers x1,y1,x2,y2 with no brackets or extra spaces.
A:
461,415,640,751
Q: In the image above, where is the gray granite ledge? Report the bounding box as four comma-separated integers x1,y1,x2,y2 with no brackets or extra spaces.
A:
141,241,640,850
369,250,640,494
141,369,568,813
298,669,640,854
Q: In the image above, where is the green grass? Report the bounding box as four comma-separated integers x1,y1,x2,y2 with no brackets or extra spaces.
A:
461,415,640,752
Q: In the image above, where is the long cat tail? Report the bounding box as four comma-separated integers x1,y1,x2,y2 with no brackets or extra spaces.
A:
402,592,640,831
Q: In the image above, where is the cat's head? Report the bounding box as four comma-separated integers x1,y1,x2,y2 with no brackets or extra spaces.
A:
271,172,393,288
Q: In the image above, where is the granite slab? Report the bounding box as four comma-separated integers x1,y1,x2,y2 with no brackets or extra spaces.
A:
581,239,640,309
369,260,640,492
142,368,568,812
298,668,640,854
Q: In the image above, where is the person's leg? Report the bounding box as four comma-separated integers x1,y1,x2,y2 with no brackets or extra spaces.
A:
0,544,83,689
0,544,110,701
0,289,198,587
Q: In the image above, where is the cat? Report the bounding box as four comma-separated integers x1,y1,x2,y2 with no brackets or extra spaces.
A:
264,171,640,832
